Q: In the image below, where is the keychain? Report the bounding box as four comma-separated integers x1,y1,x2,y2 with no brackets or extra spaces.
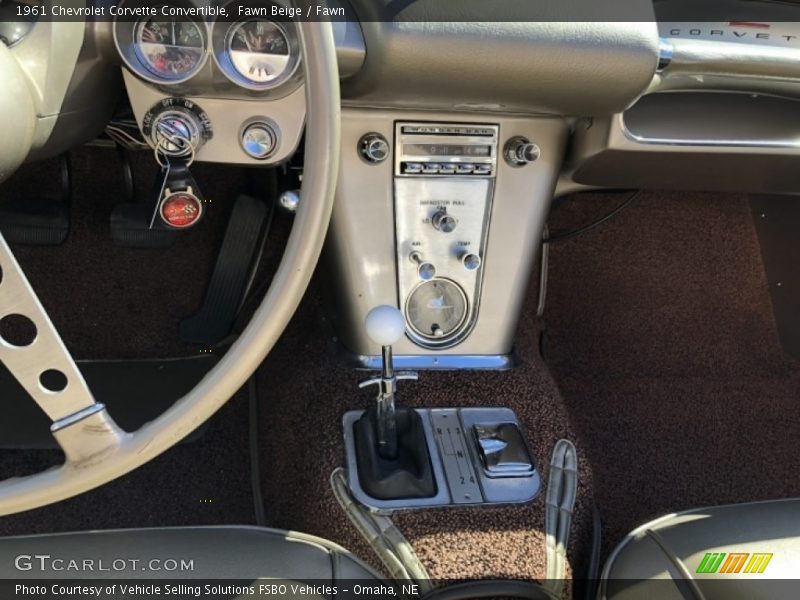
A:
150,135,205,230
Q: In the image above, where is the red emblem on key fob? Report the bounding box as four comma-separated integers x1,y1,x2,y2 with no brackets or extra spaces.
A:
159,188,203,229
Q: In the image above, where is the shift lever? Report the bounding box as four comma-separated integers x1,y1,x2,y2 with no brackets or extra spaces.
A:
359,306,418,459
352,306,435,500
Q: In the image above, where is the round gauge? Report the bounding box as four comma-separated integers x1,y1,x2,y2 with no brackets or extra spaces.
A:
134,17,206,81
225,19,296,87
406,279,468,341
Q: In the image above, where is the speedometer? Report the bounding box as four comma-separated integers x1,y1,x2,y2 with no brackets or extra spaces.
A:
134,17,206,81
225,19,296,87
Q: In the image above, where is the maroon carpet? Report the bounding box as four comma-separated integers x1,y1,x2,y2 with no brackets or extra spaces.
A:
544,190,800,558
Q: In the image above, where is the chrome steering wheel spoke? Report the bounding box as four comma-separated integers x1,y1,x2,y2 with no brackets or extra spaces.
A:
0,233,125,464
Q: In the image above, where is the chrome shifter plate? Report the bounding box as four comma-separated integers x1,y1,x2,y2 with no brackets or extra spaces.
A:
342,407,541,511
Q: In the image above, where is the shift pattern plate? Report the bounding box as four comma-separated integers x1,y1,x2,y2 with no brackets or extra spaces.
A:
343,407,541,511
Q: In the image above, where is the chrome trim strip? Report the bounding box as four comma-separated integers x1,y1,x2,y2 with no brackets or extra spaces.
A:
657,38,672,73
50,403,107,433
351,353,516,371
620,112,800,149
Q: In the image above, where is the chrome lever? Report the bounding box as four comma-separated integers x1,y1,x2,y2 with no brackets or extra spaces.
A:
361,306,415,460
358,372,418,390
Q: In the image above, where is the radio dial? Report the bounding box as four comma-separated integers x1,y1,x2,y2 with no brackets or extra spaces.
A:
359,133,390,164
432,210,457,233
504,136,540,167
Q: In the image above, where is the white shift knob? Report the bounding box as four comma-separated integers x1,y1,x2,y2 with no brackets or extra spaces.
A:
365,305,406,347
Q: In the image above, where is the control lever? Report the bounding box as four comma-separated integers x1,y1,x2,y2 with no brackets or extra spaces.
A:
352,306,436,499
359,305,417,459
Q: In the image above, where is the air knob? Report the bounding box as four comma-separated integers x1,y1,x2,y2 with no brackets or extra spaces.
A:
365,305,406,347
409,251,436,281
504,136,541,167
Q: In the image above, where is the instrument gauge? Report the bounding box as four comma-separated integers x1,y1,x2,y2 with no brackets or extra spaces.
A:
134,17,206,81
218,18,299,89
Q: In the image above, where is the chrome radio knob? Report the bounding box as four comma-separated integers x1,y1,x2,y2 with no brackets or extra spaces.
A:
504,136,541,167
431,210,456,233
359,133,390,164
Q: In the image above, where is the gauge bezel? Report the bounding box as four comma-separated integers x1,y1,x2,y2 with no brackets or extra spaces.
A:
132,16,208,82
113,1,210,86
210,3,302,92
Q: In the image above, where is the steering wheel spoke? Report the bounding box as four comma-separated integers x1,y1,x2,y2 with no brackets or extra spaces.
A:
0,233,125,464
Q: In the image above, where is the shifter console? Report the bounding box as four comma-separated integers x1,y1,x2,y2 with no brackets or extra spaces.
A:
343,306,541,511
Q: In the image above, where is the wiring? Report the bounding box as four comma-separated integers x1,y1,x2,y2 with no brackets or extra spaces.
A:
104,118,150,151
544,189,641,244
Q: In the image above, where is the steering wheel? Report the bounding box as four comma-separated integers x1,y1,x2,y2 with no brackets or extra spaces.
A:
0,21,340,516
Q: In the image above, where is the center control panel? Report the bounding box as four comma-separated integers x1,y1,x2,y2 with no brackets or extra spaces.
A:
393,122,498,349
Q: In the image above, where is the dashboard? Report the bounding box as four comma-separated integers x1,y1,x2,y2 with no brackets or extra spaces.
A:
5,0,800,366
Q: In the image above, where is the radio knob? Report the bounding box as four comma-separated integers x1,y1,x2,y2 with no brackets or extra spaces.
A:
504,136,541,167
432,210,457,233
359,133,390,163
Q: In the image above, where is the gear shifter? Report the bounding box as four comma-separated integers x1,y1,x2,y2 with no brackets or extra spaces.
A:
359,306,417,459
352,306,437,499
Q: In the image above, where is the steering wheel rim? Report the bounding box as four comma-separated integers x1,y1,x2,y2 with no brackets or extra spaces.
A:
0,21,341,516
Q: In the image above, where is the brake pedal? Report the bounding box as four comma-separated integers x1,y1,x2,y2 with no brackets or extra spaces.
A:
110,202,179,249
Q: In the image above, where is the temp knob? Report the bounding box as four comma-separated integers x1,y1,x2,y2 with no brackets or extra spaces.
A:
432,210,457,233
461,253,482,271
359,133,390,163
504,136,541,167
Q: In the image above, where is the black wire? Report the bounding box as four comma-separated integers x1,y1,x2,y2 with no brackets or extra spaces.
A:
544,189,641,244
248,376,267,527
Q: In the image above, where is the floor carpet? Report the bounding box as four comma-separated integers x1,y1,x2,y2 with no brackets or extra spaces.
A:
544,190,800,559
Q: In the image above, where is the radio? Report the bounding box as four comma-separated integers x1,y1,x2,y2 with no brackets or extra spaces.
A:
395,123,498,177
393,123,498,348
